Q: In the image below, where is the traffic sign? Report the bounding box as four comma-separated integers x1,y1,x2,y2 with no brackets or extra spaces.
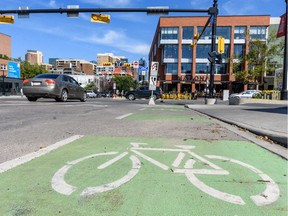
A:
150,61,159,76
133,61,139,68
149,75,157,90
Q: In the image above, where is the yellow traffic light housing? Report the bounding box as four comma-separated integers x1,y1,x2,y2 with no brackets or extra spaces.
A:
124,63,131,67
0,16,14,24
194,33,200,40
103,62,113,66
190,42,196,48
91,14,110,24
218,36,225,54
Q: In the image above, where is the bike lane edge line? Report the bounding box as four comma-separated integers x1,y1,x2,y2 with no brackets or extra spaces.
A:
0,135,83,174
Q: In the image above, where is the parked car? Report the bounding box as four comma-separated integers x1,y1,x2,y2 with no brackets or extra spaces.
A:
229,90,261,99
86,90,97,98
124,86,162,100
22,74,87,102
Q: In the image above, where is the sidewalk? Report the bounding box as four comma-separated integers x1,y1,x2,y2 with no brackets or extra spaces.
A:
184,98,287,149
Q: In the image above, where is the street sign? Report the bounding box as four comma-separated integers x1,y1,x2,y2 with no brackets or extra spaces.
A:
133,61,139,68
149,76,157,90
150,61,159,76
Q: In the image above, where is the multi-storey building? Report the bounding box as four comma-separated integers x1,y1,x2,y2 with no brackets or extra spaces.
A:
149,15,273,94
25,50,43,65
55,59,97,75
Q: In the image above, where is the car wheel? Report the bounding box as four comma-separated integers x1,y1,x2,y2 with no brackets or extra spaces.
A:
127,94,135,100
152,94,157,100
80,92,87,102
60,89,68,102
27,97,37,102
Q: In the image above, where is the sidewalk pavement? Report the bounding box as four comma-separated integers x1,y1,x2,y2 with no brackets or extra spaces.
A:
184,98,287,150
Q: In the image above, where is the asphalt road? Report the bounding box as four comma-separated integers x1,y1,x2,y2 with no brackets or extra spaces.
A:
0,96,287,215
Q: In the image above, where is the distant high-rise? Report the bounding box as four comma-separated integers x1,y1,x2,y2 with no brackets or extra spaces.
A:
25,50,43,65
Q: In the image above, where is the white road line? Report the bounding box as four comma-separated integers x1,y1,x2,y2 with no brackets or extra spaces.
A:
115,113,133,119
172,152,186,167
98,152,128,169
0,135,83,174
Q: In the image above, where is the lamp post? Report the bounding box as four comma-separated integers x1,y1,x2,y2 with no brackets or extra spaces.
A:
281,0,288,100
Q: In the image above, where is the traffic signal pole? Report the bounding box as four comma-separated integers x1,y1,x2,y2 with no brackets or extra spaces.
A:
208,0,218,98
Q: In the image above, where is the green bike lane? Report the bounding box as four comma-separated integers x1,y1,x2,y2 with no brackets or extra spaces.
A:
0,106,287,216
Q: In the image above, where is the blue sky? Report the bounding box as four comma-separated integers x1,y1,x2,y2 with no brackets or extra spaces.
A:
0,0,285,64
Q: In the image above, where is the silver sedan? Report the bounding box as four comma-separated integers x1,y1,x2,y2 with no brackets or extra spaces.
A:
22,74,87,102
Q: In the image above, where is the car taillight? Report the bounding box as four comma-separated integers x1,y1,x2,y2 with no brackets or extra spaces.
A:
23,79,30,85
45,79,56,85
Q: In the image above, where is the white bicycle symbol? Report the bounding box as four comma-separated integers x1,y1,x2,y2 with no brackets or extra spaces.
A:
51,142,280,206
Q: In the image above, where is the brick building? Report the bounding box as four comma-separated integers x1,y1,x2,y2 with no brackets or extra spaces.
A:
149,15,272,94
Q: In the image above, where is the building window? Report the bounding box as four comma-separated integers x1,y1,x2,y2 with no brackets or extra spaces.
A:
234,26,246,39
181,63,192,74
182,27,194,40
215,64,228,74
196,44,211,58
163,45,178,59
182,45,192,59
196,63,210,74
197,26,212,39
249,26,267,40
234,44,245,59
161,27,178,40
217,27,231,40
165,63,178,74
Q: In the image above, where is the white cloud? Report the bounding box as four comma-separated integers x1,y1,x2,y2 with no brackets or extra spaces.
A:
73,30,150,55
49,0,57,8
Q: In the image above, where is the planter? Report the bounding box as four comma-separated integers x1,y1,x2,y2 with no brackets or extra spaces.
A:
205,98,217,105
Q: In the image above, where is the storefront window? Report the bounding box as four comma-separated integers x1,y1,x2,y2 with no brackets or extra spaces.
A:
165,63,178,75
163,45,178,59
181,63,192,74
215,64,228,74
196,63,210,74
217,27,231,39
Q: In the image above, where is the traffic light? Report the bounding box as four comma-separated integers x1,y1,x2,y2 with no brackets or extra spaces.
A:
190,42,196,48
91,14,110,24
124,63,131,67
0,16,14,24
194,33,200,40
103,62,113,66
218,36,225,54
208,51,217,63
208,51,226,64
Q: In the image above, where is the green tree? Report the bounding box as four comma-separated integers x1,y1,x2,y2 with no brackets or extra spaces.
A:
111,75,137,93
233,31,283,88
20,61,48,79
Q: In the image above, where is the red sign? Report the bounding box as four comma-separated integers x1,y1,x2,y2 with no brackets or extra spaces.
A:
277,13,286,38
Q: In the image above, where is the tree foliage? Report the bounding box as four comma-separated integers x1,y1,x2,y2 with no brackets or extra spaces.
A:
0,54,11,60
111,75,137,92
20,61,49,79
233,30,283,86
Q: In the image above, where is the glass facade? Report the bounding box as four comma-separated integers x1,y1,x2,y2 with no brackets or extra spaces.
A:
165,63,178,74
182,45,192,59
182,27,194,40
161,27,178,40
234,44,245,59
196,44,211,58
249,26,267,40
197,26,231,39
196,63,210,74
163,45,178,59
181,63,192,74
234,26,246,39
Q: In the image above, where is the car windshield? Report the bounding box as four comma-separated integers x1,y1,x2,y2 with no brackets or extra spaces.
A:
35,74,60,79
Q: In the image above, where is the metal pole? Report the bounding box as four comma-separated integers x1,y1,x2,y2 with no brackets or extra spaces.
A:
2,69,5,96
209,0,218,98
281,0,288,100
